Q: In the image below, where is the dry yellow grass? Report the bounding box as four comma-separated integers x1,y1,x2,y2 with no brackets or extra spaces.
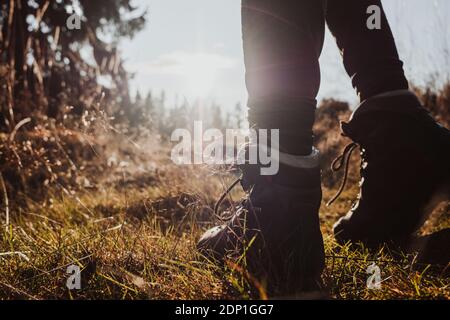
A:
1,92,449,300
0,144,448,300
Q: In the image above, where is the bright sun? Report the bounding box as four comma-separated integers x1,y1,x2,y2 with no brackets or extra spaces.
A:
184,55,216,97
179,52,232,98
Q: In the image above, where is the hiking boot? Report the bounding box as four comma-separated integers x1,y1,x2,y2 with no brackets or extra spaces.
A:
331,91,450,246
197,146,325,296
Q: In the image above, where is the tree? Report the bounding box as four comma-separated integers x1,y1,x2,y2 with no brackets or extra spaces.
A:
0,0,147,130
210,103,224,130
234,102,244,128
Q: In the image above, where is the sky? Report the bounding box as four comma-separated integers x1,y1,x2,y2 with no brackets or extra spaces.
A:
121,0,450,110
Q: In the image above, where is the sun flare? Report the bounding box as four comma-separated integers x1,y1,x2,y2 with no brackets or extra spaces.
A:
179,52,233,98
184,56,216,97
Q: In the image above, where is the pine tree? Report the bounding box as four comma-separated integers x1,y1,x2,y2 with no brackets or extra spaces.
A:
234,102,244,128
0,0,147,129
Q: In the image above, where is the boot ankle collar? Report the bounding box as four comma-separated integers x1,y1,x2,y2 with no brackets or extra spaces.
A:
351,90,421,121
343,90,424,142
259,145,320,169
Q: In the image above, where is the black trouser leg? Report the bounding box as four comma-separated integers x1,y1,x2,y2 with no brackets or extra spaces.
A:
326,0,409,101
242,0,410,155
242,0,327,155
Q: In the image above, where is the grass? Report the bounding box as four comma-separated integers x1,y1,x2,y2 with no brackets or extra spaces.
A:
0,149,448,300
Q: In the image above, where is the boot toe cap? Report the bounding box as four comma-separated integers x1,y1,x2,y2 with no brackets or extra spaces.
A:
197,225,227,257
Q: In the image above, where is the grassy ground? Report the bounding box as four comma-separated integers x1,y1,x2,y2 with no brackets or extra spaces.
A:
0,147,448,300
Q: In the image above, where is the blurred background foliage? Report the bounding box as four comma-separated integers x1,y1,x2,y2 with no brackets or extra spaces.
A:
0,0,448,203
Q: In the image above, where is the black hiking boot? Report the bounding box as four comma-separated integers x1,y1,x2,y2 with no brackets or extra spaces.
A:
197,146,325,297
330,91,450,247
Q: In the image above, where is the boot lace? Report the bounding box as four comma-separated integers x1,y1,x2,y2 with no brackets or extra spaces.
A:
326,142,359,206
214,177,242,221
